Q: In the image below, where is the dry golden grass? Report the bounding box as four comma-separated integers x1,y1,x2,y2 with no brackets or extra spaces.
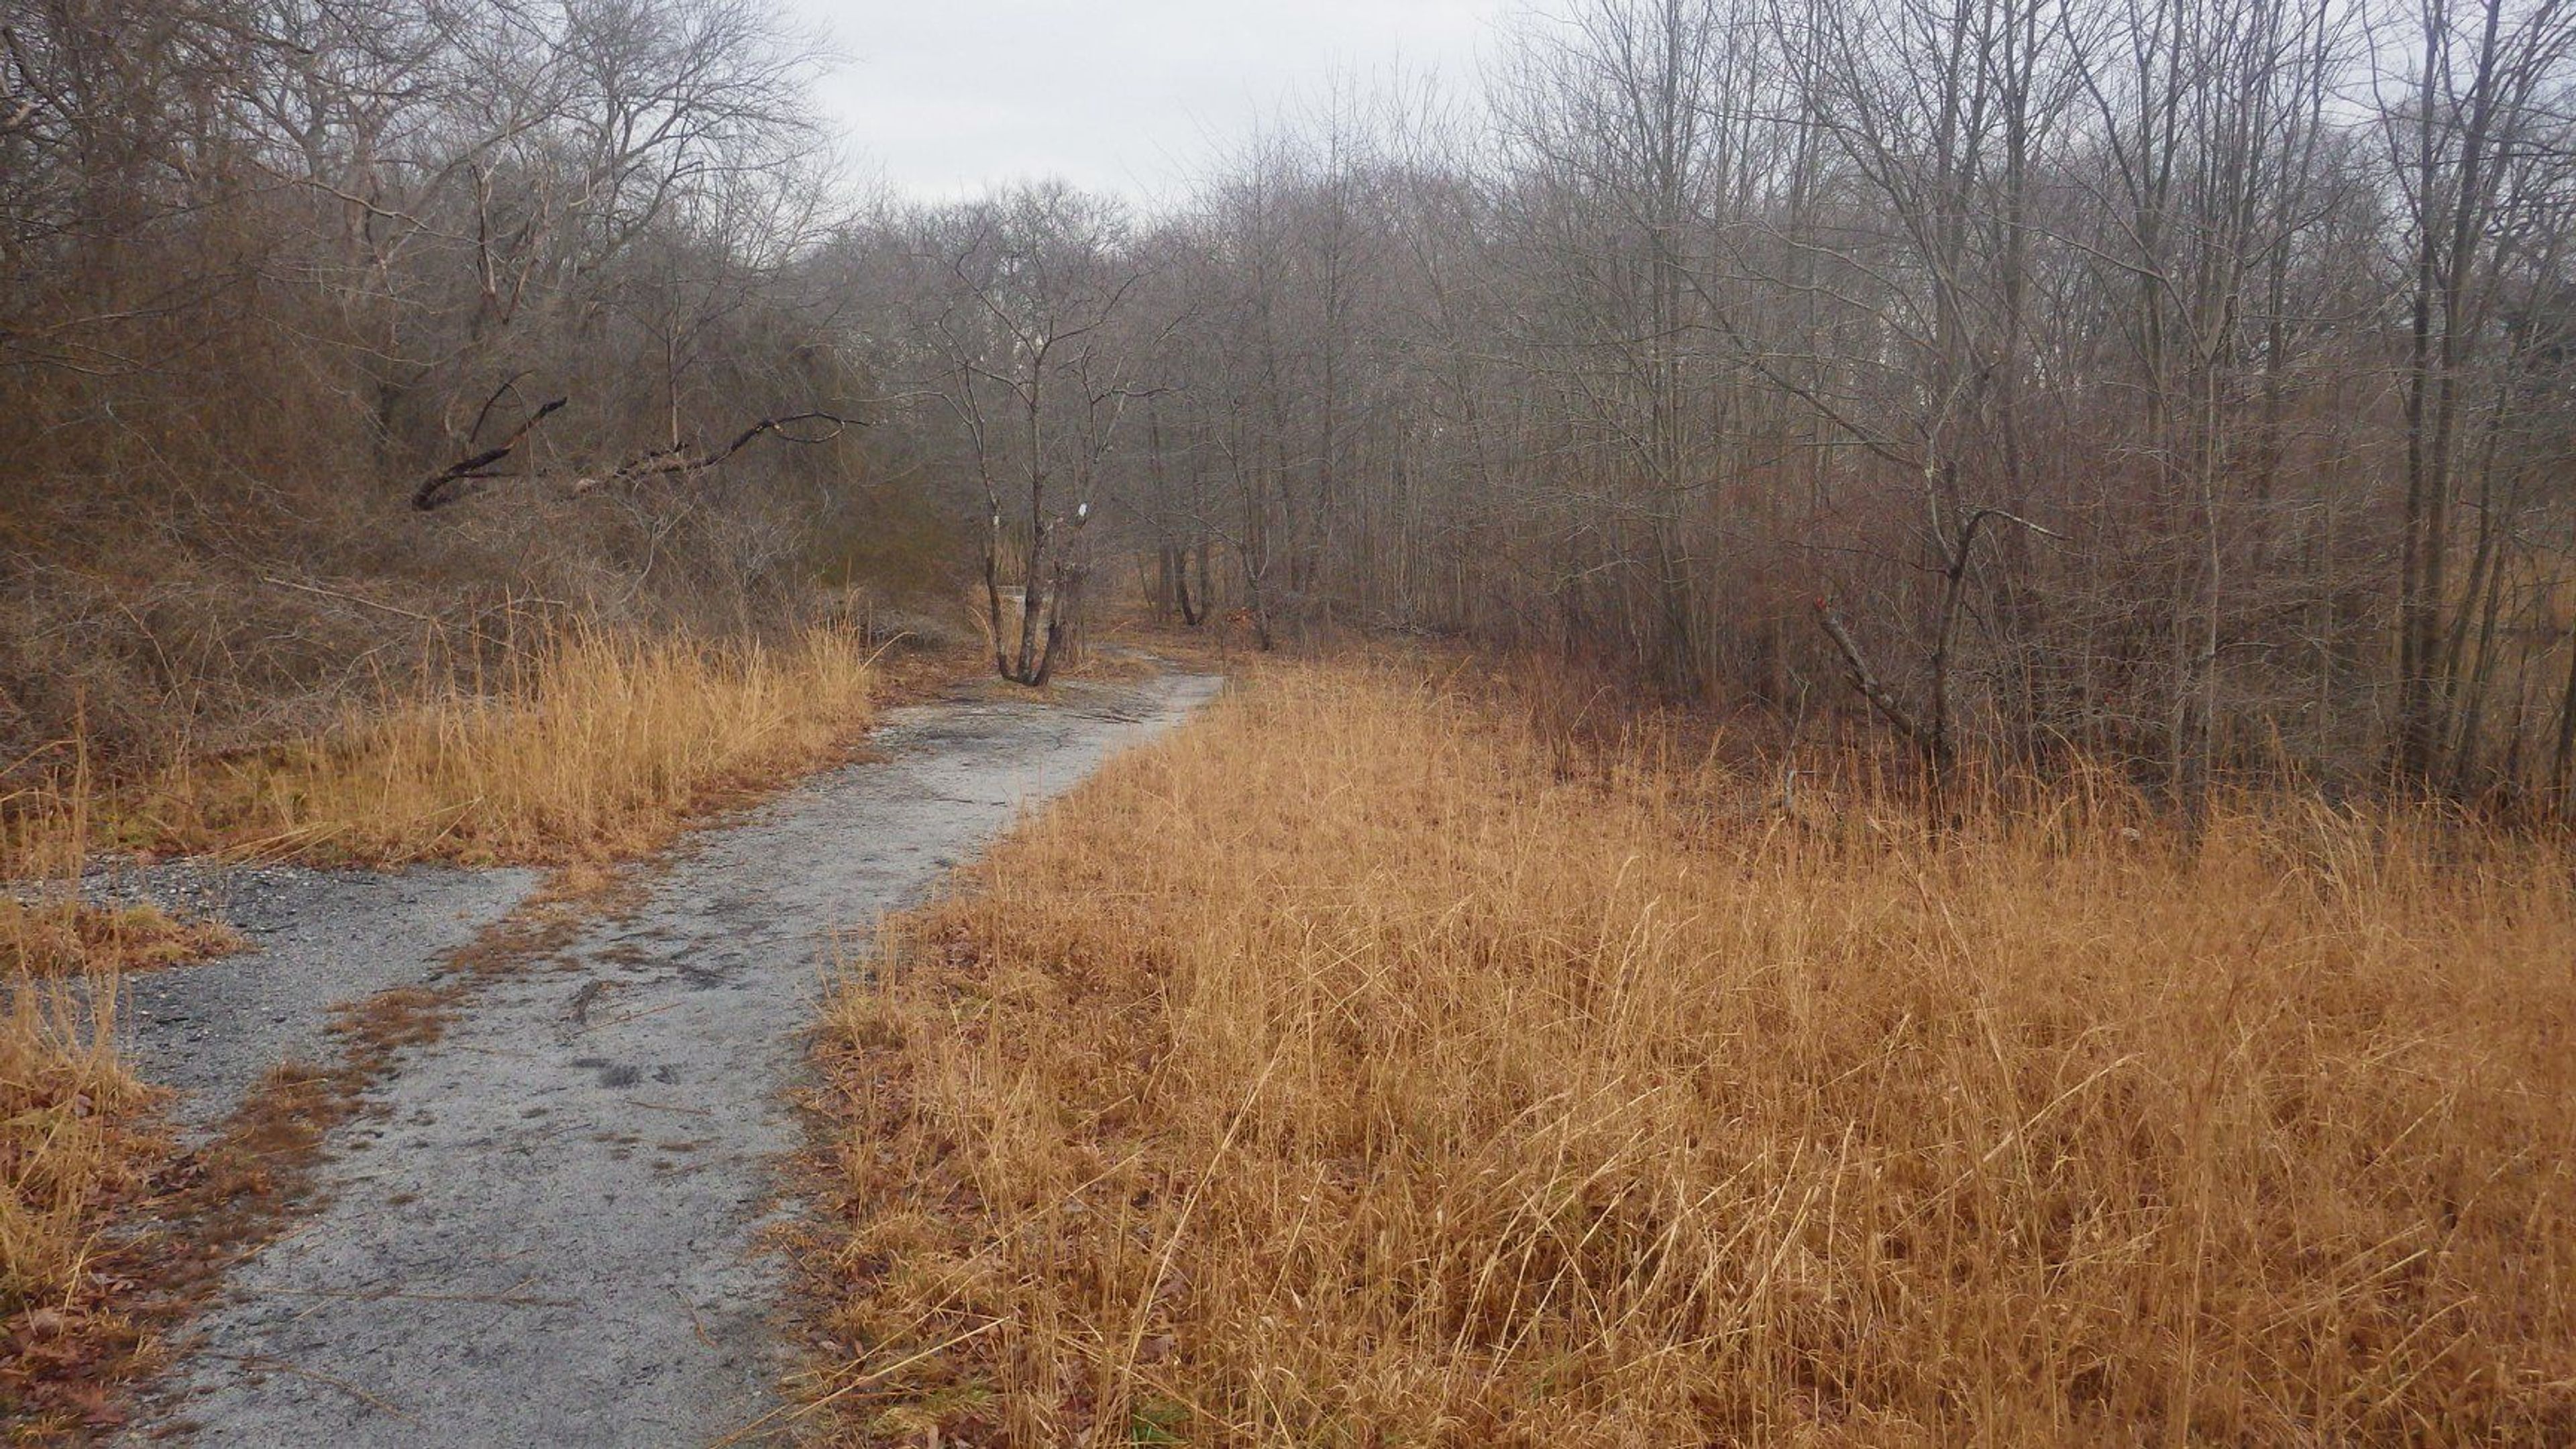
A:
0,780,162,1427
0,983,148,1322
5,765,239,979
0,899,242,979
121,623,877,865
810,657,2576,1446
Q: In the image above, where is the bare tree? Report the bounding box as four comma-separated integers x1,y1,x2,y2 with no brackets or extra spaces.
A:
902,186,1167,685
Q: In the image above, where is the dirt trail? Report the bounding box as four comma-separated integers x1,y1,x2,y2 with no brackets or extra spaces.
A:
131,673,1220,1446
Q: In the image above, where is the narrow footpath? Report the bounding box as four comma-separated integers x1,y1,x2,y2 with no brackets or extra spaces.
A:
131,673,1220,1446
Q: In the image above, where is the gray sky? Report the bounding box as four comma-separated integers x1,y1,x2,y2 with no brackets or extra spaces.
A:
787,0,1517,205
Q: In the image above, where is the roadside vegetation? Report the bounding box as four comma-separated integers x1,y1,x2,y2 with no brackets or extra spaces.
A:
0,979,151,1430
0,789,166,1430
3,620,883,881
11,0,2576,1430
810,655,2576,1444
0,616,882,1426
0,902,239,981
119,623,878,867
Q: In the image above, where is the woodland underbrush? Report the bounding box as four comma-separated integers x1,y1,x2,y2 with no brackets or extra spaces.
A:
809,654,2576,1446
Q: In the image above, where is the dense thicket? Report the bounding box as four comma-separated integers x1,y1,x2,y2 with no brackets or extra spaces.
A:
843,0,2576,804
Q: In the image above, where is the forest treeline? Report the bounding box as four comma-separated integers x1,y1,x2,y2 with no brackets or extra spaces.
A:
1,0,881,758
6,0,2573,805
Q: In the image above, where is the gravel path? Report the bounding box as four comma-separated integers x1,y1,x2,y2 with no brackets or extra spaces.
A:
133,674,1220,1446
100,861,542,1133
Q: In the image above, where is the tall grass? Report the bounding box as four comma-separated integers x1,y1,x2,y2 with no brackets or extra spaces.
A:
813,658,2576,1445
125,623,877,865
0,981,144,1322
0,768,154,1387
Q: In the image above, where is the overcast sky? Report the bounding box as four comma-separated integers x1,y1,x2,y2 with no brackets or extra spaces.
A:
786,0,1519,206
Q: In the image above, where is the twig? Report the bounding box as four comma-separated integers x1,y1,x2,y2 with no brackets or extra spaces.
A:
712,1320,1004,1446
676,1290,719,1351
587,1000,685,1032
221,1354,417,1421
258,576,440,626
625,1097,714,1117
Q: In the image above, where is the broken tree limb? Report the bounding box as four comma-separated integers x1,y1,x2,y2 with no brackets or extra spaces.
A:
464,370,530,446
1812,599,1927,747
602,411,864,488
413,396,566,511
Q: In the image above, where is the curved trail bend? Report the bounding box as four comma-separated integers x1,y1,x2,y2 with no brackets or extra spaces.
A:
136,673,1221,1446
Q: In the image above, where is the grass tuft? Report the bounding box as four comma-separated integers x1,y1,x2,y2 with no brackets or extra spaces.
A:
0,981,149,1319
0,899,244,979
809,656,2576,1445
0,763,160,1425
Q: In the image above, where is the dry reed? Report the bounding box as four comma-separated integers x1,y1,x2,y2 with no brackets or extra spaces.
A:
0,982,146,1324
812,657,2576,1446
0,774,158,1419
3,753,235,980
123,623,877,865
0,898,241,979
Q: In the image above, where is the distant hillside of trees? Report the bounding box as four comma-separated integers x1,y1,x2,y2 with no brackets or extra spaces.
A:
9,0,2573,808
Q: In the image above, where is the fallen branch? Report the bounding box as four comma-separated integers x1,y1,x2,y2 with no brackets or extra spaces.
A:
413,396,566,511
1812,599,1926,747
463,371,530,446
597,411,864,489
258,575,439,625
